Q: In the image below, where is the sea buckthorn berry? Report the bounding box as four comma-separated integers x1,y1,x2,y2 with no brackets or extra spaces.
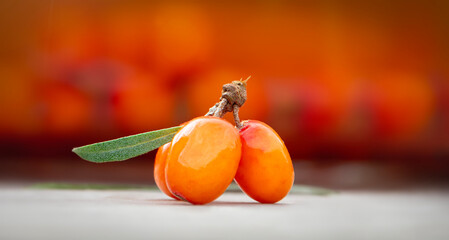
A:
165,116,241,204
235,120,294,203
154,142,178,200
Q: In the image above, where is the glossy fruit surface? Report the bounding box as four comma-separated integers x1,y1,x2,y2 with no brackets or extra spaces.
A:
235,120,294,203
165,116,241,204
154,142,178,199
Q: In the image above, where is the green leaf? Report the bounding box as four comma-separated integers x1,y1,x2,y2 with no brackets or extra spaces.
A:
72,126,181,163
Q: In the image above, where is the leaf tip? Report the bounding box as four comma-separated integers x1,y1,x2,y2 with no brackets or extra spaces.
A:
72,147,91,162
72,147,79,154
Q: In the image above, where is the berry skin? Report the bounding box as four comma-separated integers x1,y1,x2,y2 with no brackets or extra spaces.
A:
235,120,294,203
154,142,178,200
165,116,241,204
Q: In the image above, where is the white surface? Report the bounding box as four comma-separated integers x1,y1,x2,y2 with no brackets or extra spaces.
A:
1,187,449,240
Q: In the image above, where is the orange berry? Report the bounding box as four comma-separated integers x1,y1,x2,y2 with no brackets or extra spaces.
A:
235,120,294,203
154,142,178,200
165,117,241,204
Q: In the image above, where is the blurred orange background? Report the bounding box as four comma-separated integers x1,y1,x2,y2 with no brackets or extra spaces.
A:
0,0,448,184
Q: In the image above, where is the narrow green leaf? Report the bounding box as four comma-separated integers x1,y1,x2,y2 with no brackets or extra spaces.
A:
72,126,182,163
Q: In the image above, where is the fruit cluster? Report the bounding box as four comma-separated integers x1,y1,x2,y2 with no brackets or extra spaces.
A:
155,117,294,204
71,77,294,204
154,79,294,204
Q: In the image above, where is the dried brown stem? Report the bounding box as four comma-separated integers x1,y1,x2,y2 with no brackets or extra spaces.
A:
205,76,250,129
213,98,228,118
233,105,242,129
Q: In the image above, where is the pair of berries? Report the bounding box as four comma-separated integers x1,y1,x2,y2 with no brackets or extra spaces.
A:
154,116,295,205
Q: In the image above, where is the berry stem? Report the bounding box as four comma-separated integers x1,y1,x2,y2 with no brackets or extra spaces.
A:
213,98,228,118
204,76,250,129
233,105,243,129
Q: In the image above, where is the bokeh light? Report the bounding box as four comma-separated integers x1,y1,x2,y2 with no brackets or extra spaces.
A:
0,0,448,184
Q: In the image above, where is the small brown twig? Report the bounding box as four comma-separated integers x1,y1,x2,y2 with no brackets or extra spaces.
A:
232,105,242,129
205,76,250,129
213,98,228,118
